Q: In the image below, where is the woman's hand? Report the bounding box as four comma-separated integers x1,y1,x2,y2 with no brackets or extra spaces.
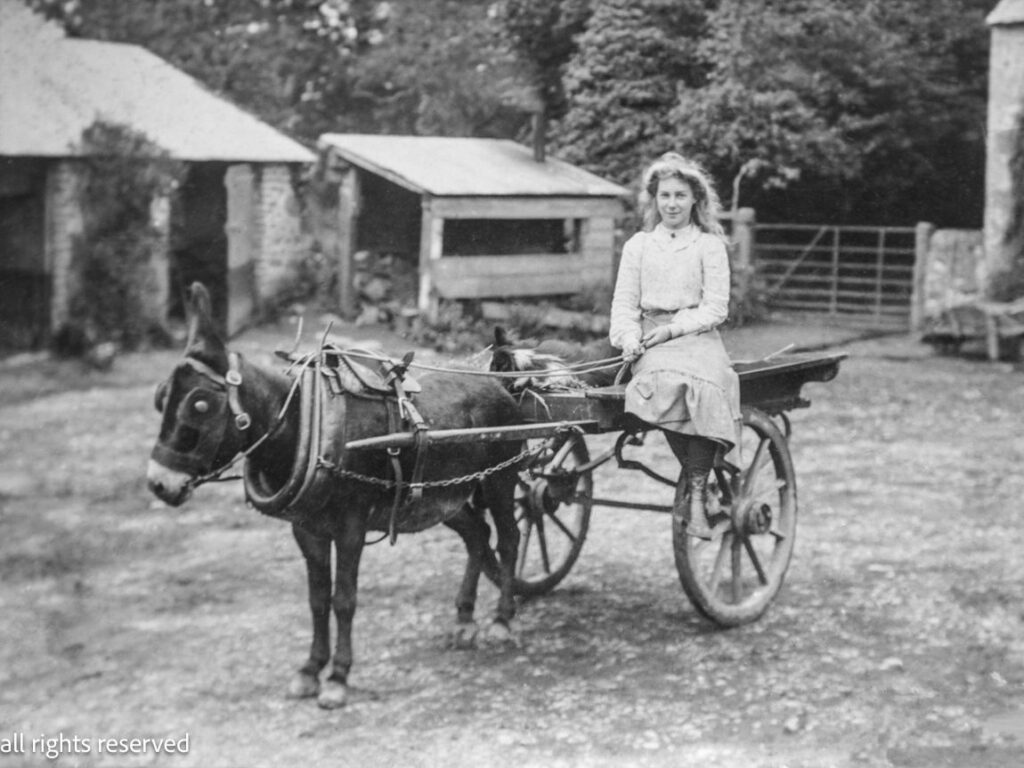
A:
621,338,644,362
641,325,675,349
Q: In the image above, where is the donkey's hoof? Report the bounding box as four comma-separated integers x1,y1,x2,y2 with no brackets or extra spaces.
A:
286,672,320,699
449,621,479,650
317,680,349,710
478,619,518,649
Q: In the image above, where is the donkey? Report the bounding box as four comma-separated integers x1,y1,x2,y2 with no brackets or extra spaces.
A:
489,326,626,392
147,284,524,709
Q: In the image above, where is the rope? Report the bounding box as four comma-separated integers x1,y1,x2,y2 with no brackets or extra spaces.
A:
333,347,626,380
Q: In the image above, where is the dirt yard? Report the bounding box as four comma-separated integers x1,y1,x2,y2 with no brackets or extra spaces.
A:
1,317,1023,768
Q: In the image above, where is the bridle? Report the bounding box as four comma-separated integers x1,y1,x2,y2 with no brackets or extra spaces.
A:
152,352,298,491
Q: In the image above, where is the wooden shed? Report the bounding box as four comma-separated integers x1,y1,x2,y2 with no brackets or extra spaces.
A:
315,134,630,318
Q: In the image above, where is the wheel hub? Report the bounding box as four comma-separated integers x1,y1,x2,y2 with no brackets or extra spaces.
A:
738,500,773,535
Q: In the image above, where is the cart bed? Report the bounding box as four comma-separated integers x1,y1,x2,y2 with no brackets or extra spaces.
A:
518,351,846,431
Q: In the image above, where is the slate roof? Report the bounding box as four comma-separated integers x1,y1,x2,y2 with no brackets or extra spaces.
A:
0,0,314,163
318,133,630,198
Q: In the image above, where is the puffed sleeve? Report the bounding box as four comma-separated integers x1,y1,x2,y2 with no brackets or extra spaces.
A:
609,234,643,349
667,236,730,337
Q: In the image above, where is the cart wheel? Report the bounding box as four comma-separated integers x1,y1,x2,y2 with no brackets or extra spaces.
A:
672,406,797,626
498,431,593,597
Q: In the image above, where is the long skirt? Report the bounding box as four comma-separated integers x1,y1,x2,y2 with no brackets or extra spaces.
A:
624,314,742,453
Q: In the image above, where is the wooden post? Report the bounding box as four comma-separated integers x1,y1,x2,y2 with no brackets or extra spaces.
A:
911,221,935,332
830,227,840,316
418,198,444,321
985,311,1000,361
730,207,756,311
224,164,257,336
336,165,360,319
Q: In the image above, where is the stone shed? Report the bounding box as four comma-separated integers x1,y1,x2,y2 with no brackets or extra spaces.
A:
314,134,629,319
0,0,315,351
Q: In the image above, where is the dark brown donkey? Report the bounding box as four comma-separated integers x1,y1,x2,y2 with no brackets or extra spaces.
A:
147,284,524,709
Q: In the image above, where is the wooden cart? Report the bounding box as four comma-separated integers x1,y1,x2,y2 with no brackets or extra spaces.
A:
347,352,846,627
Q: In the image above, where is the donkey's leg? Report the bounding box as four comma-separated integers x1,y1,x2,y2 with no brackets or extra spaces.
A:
288,524,332,699
444,505,492,649
318,516,366,710
480,473,521,646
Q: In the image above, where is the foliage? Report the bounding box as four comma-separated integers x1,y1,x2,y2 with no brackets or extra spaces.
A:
30,0,389,142
66,121,185,349
551,0,709,186
344,0,528,137
31,0,994,232
496,0,593,120
671,0,990,226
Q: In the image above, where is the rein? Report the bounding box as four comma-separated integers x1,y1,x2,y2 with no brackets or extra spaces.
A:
336,348,627,380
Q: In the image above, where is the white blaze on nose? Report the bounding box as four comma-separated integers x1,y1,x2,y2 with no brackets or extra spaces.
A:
146,459,193,505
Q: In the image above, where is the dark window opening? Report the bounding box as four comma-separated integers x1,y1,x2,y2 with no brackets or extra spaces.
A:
443,218,580,256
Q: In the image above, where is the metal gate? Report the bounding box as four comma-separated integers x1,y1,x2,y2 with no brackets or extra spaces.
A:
755,224,917,330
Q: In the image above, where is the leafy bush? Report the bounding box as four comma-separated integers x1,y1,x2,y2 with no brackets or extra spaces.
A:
65,121,184,350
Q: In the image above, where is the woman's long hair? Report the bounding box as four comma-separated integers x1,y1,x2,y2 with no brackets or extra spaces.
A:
638,152,725,237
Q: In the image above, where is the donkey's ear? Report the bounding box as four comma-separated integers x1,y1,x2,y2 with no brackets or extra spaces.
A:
494,326,511,347
184,282,227,367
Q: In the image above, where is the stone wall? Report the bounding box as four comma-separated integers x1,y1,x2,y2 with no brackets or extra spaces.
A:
985,3,1024,285
44,160,84,332
253,163,308,304
918,227,985,321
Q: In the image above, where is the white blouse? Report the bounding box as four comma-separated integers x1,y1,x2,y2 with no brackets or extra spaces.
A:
609,224,731,349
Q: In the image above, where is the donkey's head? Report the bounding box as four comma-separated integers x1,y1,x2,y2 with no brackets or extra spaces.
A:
488,326,578,392
147,283,248,506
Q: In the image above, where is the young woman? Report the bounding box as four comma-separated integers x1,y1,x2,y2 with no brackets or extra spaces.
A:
609,152,741,539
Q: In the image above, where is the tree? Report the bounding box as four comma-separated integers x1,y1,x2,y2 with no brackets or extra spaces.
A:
551,0,709,186
344,0,528,137
671,0,990,225
497,0,593,121
30,0,389,142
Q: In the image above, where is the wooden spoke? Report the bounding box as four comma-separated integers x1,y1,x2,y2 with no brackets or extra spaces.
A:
741,534,769,585
731,537,742,603
742,437,771,496
544,508,580,542
535,517,553,575
708,536,731,596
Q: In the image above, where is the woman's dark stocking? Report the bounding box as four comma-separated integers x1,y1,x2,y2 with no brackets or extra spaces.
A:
666,433,719,539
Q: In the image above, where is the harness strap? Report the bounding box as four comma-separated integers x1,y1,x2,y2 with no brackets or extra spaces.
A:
384,398,405,545
184,353,252,430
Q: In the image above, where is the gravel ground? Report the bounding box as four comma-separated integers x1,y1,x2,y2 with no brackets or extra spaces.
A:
1,317,1022,768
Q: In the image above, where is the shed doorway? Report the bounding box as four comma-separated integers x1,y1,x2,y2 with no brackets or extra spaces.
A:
170,162,229,328
0,159,48,352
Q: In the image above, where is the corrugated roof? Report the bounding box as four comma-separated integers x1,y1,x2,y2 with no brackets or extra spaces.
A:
318,133,630,198
0,0,314,163
988,0,1024,25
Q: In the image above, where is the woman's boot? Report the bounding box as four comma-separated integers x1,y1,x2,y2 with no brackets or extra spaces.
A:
683,471,713,540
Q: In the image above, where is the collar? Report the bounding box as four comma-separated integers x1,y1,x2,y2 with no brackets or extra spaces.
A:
653,223,699,245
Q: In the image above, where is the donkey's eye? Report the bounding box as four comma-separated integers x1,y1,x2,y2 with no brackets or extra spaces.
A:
194,400,210,414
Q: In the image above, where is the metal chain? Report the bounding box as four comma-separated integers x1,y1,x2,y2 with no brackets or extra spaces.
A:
316,442,548,490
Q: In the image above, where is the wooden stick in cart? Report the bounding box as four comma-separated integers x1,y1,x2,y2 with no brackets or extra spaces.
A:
762,343,795,361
